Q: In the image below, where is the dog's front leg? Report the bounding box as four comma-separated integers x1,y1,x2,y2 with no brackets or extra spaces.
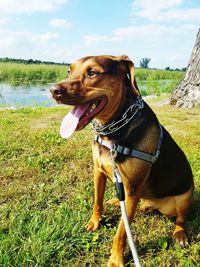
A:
108,187,140,267
87,167,107,231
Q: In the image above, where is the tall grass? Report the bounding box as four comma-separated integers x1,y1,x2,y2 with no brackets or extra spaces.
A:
135,68,184,80
0,63,67,84
0,62,185,95
135,68,184,96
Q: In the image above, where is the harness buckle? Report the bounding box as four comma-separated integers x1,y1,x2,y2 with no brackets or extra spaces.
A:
150,150,160,164
123,147,131,155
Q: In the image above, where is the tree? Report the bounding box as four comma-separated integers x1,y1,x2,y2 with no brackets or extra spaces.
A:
170,28,200,108
140,58,151,68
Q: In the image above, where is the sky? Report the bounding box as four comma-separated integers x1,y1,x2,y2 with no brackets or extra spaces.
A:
0,0,200,69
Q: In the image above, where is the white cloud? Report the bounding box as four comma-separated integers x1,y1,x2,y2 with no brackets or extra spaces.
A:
114,24,167,39
0,30,33,48
0,0,68,15
49,19,72,29
132,0,183,12
131,0,200,22
83,34,122,45
0,18,9,25
161,8,200,22
83,23,197,46
0,0,67,56
83,35,108,44
33,32,60,42
0,30,61,60
114,23,197,40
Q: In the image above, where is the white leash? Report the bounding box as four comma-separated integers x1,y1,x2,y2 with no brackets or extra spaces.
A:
111,151,142,267
120,200,141,267
113,170,142,267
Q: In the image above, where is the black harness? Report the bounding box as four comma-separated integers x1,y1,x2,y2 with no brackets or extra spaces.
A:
93,98,163,164
95,123,163,164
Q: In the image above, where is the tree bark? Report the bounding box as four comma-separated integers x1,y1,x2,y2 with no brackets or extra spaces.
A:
170,28,200,108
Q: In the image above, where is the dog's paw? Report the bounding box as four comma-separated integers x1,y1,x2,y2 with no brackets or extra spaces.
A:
86,214,101,231
107,254,125,267
139,199,153,213
107,198,120,207
173,230,189,247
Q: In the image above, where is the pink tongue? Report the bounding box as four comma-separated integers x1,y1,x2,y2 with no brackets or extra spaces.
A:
60,103,90,139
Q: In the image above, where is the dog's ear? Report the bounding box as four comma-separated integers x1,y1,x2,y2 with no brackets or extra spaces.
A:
116,55,140,96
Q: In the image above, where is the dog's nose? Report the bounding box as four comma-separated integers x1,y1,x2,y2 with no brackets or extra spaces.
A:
50,85,66,96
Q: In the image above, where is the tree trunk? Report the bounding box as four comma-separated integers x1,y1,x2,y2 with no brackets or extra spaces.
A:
170,28,200,108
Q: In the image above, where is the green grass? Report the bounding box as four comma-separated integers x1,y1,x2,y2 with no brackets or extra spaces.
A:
0,97,199,266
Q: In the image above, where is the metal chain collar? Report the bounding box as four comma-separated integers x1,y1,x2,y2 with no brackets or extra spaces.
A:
92,96,144,136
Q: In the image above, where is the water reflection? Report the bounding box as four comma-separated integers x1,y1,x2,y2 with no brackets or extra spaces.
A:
0,82,56,109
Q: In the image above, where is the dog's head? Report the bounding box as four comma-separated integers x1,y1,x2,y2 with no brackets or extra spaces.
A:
51,55,140,138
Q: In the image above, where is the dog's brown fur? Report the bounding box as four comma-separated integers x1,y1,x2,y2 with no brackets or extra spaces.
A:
51,55,194,267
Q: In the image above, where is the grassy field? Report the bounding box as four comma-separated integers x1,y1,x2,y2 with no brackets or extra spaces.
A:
0,62,184,96
0,97,199,267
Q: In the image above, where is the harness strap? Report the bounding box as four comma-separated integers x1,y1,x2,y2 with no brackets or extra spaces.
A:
95,124,163,164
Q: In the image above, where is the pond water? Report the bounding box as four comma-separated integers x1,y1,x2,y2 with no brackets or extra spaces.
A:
0,83,56,109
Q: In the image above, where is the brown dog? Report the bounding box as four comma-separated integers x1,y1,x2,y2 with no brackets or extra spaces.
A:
51,55,194,267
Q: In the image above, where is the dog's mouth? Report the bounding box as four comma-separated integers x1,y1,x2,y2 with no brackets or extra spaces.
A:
60,97,107,138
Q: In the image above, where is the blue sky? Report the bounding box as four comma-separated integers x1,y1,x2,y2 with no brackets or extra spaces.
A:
0,0,200,68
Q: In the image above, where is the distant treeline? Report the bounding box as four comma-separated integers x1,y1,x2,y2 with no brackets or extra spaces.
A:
165,66,187,72
0,57,70,66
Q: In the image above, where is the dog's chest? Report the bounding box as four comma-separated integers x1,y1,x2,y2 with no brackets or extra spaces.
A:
93,143,113,180
92,141,152,189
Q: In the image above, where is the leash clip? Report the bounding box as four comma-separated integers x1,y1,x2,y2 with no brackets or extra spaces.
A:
110,143,118,176
110,143,117,161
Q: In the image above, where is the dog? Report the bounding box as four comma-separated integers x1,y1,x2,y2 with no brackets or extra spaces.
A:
51,55,194,267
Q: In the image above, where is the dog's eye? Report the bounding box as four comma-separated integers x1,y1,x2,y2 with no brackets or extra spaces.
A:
88,70,98,77
67,69,71,77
